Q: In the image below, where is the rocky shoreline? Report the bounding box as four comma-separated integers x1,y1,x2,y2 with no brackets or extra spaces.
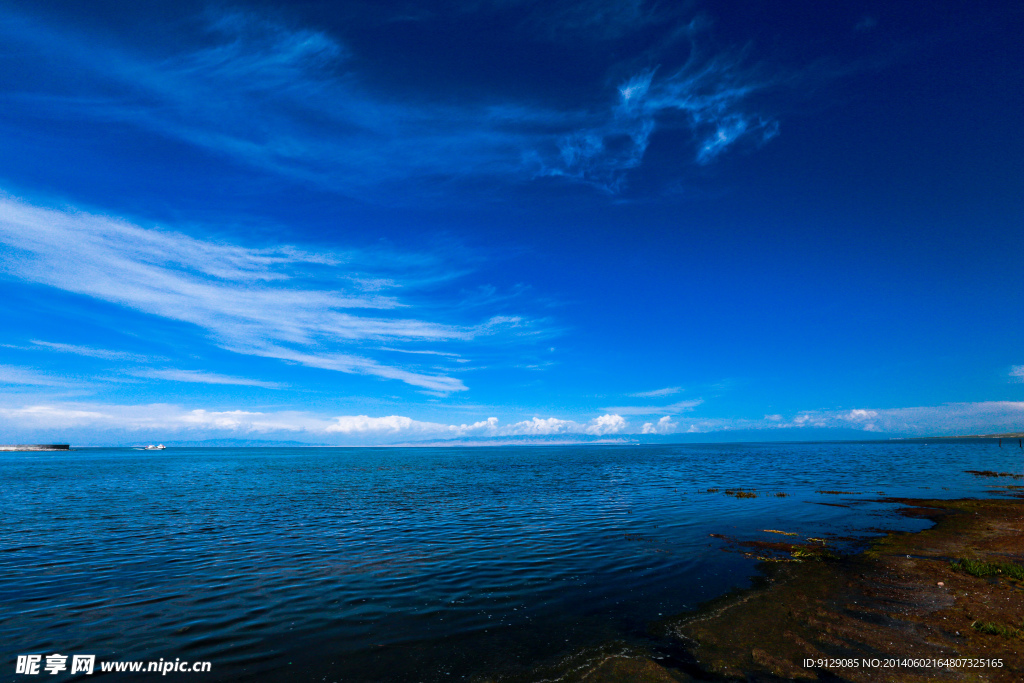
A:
522,497,1024,682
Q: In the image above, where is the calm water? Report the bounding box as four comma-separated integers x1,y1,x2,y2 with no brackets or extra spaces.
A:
3,441,1022,681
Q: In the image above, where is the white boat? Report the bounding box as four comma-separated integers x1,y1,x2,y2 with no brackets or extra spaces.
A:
144,444,166,450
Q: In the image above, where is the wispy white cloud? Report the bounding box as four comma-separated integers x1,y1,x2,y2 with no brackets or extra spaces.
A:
2,404,111,422
1010,365,1024,383
1,8,779,197
0,194,535,392
378,347,464,358
232,344,470,394
535,26,778,190
0,403,319,433
600,398,703,415
30,340,155,362
131,368,282,389
0,12,554,198
673,402,1024,436
629,386,682,397
0,365,67,386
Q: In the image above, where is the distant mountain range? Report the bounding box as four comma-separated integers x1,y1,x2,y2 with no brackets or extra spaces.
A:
116,428,921,448
925,432,1024,439
106,429,1024,449
388,436,639,447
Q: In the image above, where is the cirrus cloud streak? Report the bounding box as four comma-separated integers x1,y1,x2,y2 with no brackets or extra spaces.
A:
1,8,780,198
0,194,534,393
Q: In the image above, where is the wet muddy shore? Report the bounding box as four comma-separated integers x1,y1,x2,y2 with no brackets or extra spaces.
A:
514,497,1024,682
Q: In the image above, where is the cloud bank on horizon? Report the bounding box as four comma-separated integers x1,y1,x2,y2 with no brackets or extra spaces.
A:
1,400,1022,446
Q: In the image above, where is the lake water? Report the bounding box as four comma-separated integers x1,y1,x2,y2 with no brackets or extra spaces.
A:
3,441,1022,681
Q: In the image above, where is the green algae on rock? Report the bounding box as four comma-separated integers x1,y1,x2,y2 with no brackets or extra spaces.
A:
667,498,1024,682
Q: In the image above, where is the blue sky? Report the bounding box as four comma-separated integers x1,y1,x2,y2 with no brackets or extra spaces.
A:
0,0,1021,445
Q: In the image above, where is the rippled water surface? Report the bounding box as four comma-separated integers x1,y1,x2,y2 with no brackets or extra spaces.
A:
3,441,1022,681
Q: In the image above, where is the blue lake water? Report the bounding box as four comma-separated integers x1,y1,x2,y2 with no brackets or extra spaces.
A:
2,441,1022,681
